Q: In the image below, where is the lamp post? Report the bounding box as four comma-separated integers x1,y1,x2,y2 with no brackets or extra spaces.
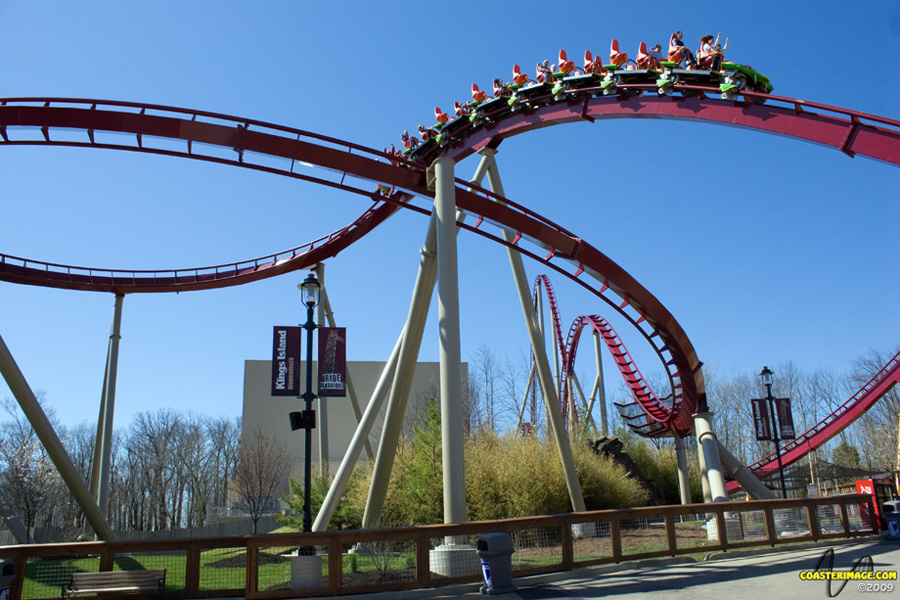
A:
759,366,787,499
298,273,320,544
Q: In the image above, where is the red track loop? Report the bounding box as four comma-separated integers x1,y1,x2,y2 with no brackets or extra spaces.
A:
563,315,678,437
725,349,900,492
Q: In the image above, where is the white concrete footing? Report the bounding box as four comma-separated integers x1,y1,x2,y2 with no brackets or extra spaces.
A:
290,553,323,589
429,544,480,577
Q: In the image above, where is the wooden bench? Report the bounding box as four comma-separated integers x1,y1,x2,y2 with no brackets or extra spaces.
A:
61,569,165,599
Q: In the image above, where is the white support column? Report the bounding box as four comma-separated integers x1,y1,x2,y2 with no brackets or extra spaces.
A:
313,334,402,531
89,294,123,527
362,155,491,529
694,412,728,503
514,362,534,436
433,156,466,527
674,434,692,505
592,331,608,437
319,287,373,461
0,333,115,539
482,148,586,513
315,263,328,478
716,439,776,500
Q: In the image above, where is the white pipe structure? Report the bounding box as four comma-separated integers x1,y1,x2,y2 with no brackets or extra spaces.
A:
361,155,490,528
89,293,124,524
312,334,402,531
433,156,467,528
716,439,776,500
694,412,728,503
315,262,329,477
319,285,374,461
674,435,692,505
481,148,586,513
0,333,115,539
514,361,535,435
591,331,608,437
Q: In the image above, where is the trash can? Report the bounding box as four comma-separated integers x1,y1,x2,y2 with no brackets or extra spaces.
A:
0,559,14,600
883,501,900,540
476,533,516,595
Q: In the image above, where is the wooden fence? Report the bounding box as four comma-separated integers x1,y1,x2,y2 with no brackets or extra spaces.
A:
0,495,877,599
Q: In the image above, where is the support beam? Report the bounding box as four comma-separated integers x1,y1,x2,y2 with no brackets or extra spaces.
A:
90,293,123,523
716,439,777,500
694,412,728,503
515,361,535,435
313,334,402,531
361,155,491,528
319,287,373,461
0,333,115,539
315,263,328,478
481,148,586,513
674,435,692,505
433,156,467,527
592,331,608,437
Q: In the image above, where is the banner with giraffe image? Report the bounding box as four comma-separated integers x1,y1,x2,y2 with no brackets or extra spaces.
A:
317,327,346,397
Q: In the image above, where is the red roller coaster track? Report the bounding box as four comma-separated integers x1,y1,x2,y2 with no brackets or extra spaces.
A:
1,89,897,444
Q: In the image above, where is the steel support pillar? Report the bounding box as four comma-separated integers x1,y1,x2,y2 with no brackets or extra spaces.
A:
592,332,608,437
716,439,776,500
481,148,586,513
0,332,115,539
315,263,328,477
313,334,402,531
674,434,692,505
694,412,728,503
319,285,373,461
433,157,467,527
88,293,123,527
361,155,490,528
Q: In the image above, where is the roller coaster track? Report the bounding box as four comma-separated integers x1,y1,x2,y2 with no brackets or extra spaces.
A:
1,87,897,440
725,349,900,493
531,276,680,436
562,314,676,437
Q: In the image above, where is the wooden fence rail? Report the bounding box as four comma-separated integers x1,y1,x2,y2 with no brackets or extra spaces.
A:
0,495,877,599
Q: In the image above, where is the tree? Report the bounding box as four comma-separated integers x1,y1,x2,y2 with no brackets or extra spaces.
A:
0,396,64,539
832,440,861,470
233,425,290,534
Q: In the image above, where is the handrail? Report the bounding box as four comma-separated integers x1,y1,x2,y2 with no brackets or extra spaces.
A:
0,495,876,600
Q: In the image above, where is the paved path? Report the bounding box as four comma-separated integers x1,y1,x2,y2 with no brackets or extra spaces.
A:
414,538,900,600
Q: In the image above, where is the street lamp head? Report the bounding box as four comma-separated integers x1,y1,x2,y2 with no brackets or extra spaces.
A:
299,273,320,308
759,366,774,388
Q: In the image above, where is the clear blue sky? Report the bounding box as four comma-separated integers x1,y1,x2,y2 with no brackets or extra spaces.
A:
1,1,898,430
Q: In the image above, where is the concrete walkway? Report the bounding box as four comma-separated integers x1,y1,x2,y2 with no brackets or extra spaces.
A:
366,538,900,600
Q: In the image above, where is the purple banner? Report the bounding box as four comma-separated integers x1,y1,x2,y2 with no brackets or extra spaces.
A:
751,398,771,441
272,326,301,396
317,327,347,397
775,398,795,440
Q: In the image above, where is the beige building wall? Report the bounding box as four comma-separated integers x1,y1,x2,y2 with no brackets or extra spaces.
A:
242,360,467,490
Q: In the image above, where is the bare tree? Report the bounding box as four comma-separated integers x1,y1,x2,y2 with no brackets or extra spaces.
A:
233,425,291,534
0,396,64,539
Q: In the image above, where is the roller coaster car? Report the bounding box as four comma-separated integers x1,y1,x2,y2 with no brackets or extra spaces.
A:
719,62,773,101
551,73,601,101
469,95,510,126
655,63,722,96
435,115,470,146
508,81,553,111
601,67,658,96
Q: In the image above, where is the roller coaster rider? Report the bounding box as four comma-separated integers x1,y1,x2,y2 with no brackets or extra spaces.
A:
669,31,697,67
